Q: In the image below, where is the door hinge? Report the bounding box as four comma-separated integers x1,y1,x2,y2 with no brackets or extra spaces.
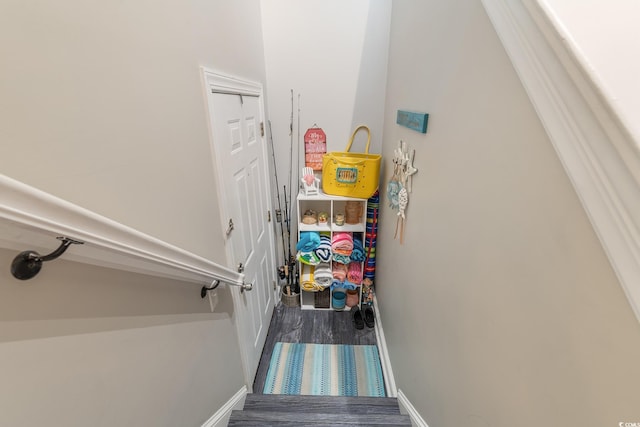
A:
267,210,271,222
260,122,265,137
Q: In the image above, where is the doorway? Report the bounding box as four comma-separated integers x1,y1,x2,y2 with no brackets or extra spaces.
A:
202,69,277,388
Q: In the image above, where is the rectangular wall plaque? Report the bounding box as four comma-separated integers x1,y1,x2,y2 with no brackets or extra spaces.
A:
396,110,428,133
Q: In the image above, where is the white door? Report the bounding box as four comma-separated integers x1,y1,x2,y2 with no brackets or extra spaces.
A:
205,76,276,388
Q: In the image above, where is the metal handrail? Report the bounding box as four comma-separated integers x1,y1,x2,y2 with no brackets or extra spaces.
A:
8,234,252,298
2,174,255,299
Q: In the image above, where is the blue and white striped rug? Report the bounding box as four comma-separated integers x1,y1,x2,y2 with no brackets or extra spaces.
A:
263,342,386,397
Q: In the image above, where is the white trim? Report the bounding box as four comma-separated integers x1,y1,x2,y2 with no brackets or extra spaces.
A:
397,389,430,427
481,0,640,323
0,174,243,286
373,295,397,397
201,386,248,427
200,67,277,390
200,67,266,272
200,68,254,389
202,70,263,97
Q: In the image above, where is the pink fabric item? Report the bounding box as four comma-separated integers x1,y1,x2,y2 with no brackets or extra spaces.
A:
332,263,348,282
331,232,354,256
347,262,362,284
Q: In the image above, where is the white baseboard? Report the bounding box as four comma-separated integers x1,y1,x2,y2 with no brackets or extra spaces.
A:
373,295,397,397
397,389,429,427
201,386,247,427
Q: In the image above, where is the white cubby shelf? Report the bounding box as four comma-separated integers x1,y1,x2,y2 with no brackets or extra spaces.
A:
296,191,368,311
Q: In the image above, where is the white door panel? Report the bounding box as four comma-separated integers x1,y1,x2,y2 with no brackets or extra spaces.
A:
206,89,275,388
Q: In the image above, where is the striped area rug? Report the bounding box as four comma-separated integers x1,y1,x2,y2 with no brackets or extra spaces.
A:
263,342,386,397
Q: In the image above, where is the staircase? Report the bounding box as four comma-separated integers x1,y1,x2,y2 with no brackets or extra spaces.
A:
228,394,412,426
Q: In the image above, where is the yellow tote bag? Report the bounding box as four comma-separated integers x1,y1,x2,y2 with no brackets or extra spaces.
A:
322,125,381,199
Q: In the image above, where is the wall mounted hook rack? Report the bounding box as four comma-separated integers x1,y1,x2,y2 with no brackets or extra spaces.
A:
11,236,84,280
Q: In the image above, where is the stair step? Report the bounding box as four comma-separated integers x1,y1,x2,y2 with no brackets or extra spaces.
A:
228,410,412,426
243,394,401,415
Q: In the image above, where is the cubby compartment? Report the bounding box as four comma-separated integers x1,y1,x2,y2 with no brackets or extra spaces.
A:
298,198,331,233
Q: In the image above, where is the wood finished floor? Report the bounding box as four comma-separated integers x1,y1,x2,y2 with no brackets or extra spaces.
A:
252,302,377,393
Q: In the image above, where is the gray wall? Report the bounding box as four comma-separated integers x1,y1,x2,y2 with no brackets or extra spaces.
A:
0,0,268,260
0,249,243,426
0,0,268,425
376,1,640,426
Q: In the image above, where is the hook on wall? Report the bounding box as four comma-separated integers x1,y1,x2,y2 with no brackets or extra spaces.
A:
11,236,84,280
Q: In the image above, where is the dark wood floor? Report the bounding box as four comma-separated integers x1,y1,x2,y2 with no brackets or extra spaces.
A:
252,302,377,393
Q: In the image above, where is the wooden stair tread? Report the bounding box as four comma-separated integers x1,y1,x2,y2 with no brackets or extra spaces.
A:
228,409,412,426
243,393,401,415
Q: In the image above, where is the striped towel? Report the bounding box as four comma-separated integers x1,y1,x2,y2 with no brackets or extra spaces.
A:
347,262,362,284
314,235,332,263
314,263,333,287
300,263,315,288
